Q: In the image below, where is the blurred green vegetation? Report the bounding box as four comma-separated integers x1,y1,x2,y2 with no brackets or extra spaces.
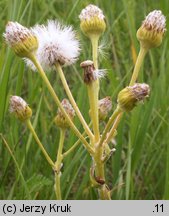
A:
0,0,169,199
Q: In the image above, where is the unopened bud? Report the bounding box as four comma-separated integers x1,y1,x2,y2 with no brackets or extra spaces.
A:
79,4,106,38
55,99,75,128
9,96,32,121
117,83,150,112
137,10,166,49
4,21,38,58
98,97,112,121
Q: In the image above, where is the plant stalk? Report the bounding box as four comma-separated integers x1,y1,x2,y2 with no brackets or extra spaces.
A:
87,84,100,143
54,128,65,200
90,35,100,143
55,62,94,141
26,119,55,168
129,46,147,86
29,54,94,155
99,107,121,147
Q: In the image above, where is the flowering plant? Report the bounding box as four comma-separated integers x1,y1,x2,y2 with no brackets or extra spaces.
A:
3,4,166,200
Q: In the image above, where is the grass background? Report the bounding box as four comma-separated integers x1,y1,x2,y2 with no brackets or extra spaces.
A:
0,0,169,200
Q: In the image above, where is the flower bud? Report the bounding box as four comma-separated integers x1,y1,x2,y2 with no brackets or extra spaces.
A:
55,99,75,128
117,83,150,112
80,60,96,84
137,10,166,49
79,4,106,38
4,21,38,58
98,97,112,121
9,96,32,121
80,60,106,84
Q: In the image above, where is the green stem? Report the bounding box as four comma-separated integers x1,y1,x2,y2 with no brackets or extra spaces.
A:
26,119,55,168
90,35,100,143
99,107,121,147
94,146,110,200
55,173,61,200
63,122,92,158
129,46,147,86
90,35,110,199
55,63,94,141
91,35,99,69
105,113,123,144
54,128,65,200
29,54,94,155
87,84,100,143
63,136,87,158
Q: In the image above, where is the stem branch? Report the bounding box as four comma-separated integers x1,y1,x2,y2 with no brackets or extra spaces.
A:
29,54,94,155
26,119,55,168
129,47,147,86
55,63,94,141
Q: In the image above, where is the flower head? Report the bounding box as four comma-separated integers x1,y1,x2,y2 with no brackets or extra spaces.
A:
80,60,106,84
55,99,75,128
9,96,32,121
4,21,38,58
25,20,80,70
99,97,112,121
117,83,150,112
79,4,106,38
137,10,166,49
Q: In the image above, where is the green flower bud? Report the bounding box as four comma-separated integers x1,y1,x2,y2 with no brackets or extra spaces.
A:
137,10,166,49
4,22,38,58
117,83,150,112
98,97,112,121
79,4,106,38
55,99,75,129
9,96,32,121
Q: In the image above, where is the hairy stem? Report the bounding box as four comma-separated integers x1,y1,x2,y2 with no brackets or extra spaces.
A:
55,63,94,141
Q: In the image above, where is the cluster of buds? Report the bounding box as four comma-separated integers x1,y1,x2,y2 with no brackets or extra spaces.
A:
117,83,150,112
55,99,75,129
9,96,32,121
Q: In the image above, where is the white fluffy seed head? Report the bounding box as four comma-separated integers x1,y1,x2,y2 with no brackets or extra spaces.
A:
25,20,80,70
142,10,166,33
79,4,105,21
